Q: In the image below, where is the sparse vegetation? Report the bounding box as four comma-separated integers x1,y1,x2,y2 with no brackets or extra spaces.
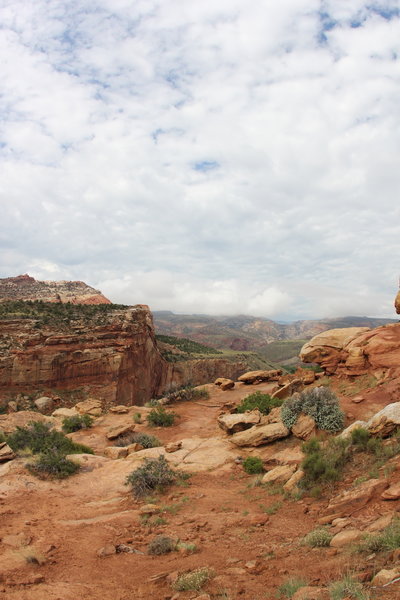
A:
173,567,213,592
147,406,176,427
6,421,93,455
62,414,93,433
164,384,210,403
236,391,283,415
133,412,142,424
300,437,350,490
115,432,162,448
147,535,176,555
356,518,400,554
156,334,223,362
281,386,344,432
276,577,307,598
27,451,80,479
125,455,177,497
242,456,265,474
0,430,6,443
303,527,332,548
329,574,369,600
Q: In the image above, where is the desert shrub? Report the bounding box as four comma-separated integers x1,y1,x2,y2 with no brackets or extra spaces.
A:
173,567,212,592
165,384,210,403
276,577,307,598
27,451,80,479
147,406,176,427
356,518,400,553
329,574,369,600
6,421,93,455
301,437,350,489
148,535,176,555
133,412,142,424
115,432,161,448
176,541,198,553
62,414,93,433
242,456,264,474
351,427,370,450
281,387,344,432
303,527,332,548
236,392,283,415
126,455,177,497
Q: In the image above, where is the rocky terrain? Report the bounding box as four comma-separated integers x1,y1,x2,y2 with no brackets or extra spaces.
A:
0,275,111,305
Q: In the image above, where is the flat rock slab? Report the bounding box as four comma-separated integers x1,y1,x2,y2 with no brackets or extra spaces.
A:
381,481,400,500
262,464,296,485
106,424,134,440
217,411,260,433
230,421,289,447
325,478,388,517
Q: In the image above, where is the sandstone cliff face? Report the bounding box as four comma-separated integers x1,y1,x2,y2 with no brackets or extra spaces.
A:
162,357,248,390
300,323,400,378
0,274,111,305
0,306,164,405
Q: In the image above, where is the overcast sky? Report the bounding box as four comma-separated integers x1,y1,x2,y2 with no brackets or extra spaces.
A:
0,0,399,320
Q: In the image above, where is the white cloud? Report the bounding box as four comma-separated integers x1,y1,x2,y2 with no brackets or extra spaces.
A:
0,1,399,319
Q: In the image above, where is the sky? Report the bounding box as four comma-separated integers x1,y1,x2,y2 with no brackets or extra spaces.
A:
0,0,399,320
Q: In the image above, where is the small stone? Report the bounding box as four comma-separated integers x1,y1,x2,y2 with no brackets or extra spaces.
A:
139,504,160,515
330,529,364,548
371,568,400,586
34,397,54,413
52,407,78,418
165,442,182,453
75,398,102,416
97,544,116,557
352,396,365,404
381,482,400,500
0,442,15,462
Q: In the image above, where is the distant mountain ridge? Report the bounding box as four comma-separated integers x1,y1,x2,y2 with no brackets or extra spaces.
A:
153,311,398,351
0,274,111,305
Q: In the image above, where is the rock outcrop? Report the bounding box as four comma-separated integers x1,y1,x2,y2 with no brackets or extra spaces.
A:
0,306,165,405
0,274,111,304
395,290,400,314
300,323,400,377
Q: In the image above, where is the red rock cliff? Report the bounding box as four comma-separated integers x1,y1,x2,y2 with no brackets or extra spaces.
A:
0,306,165,405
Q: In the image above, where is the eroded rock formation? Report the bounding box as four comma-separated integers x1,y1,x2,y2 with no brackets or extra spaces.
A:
0,274,111,304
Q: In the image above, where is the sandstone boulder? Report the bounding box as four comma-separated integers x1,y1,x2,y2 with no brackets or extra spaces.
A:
230,421,289,447
238,369,282,384
339,421,368,439
106,424,134,440
291,414,317,440
283,469,304,492
330,529,364,548
165,441,182,453
75,398,102,416
266,447,304,466
217,410,261,434
381,482,400,500
367,402,400,436
262,464,296,485
371,568,400,587
34,396,54,413
366,513,394,532
325,478,388,517
215,377,235,390
104,446,128,459
271,379,303,400
300,327,370,372
0,442,15,462
52,407,78,418
109,405,129,414
292,587,325,600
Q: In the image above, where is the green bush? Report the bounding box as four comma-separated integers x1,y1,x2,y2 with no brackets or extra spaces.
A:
329,574,369,600
281,387,344,432
301,437,350,489
356,518,400,553
236,392,283,415
276,577,307,598
303,527,332,548
115,432,161,449
173,567,212,592
242,456,264,474
147,406,176,427
0,430,6,444
148,535,176,555
7,421,93,455
62,414,93,433
165,384,210,403
126,455,177,498
351,427,370,450
27,451,80,480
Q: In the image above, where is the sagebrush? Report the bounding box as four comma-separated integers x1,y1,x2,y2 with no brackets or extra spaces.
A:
281,387,344,432
126,455,177,497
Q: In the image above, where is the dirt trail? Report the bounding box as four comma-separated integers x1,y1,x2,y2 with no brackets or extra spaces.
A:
0,382,399,599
